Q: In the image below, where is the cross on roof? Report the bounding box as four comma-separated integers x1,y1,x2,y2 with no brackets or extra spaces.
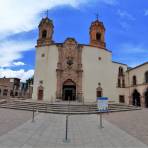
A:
46,10,49,18
96,13,99,20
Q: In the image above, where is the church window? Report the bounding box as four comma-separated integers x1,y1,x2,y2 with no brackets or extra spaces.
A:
41,53,45,57
39,80,43,84
133,75,137,85
98,57,102,60
97,91,102,97
96,32,101,41
38,87,44,100
42,30,47,39
96,83,102,98
145,71,148,83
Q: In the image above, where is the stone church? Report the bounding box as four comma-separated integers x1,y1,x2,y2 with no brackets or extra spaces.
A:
32,17,148,107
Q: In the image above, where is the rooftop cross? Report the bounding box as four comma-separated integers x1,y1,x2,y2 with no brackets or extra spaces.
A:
46,10,49,18
96,13,99,20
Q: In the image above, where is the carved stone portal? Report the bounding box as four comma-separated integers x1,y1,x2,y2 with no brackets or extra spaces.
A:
56,38,83,101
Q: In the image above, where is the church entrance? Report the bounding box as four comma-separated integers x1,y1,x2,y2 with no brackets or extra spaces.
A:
145,88,148,108
62,79,76,101
132,89,141,106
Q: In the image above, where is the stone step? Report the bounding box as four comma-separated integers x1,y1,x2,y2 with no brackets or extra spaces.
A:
0,101,141,115
0,103,139,111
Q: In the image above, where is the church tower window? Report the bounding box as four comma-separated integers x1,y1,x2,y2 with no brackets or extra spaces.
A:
42,30,47,39
96,32,101,41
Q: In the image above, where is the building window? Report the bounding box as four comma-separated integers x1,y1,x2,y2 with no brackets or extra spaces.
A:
118,79,121,88
145,71,148,83
3,89,8,96
119,95,125,103
122,79,125,88
0,89,1,96
133,75,137,85
96,32,101,41
119,67,124,76
10,90,13,96
15,92,18,96
42,30,47,39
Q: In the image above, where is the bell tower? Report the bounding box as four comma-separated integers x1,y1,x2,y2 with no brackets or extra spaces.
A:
89,18,106,49
37,17,54,47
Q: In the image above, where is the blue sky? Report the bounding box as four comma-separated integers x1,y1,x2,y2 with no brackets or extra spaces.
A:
0,0,148,81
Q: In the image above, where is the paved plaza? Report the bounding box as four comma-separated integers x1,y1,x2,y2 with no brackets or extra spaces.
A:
0,109,147,148
105,109,148,146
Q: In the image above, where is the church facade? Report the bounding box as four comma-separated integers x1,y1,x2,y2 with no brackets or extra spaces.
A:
32,17,148,107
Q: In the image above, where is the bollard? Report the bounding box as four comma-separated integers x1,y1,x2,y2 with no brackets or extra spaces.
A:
63,115,70,143
32,106,35,123
99,112,104,129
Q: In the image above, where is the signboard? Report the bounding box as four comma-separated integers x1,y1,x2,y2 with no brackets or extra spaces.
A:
97,97,108,112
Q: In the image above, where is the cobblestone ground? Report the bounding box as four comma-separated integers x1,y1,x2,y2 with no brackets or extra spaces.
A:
0,108,32,136
104,109,148,145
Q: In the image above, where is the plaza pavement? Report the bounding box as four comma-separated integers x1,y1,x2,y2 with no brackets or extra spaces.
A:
0,110,147,148
105,109,148,146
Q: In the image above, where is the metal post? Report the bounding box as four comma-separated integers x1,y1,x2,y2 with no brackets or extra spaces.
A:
63,115,70,143
99,112,104,129
32,106,35,123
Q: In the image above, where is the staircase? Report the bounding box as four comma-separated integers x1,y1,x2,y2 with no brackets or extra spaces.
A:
0,100,141,114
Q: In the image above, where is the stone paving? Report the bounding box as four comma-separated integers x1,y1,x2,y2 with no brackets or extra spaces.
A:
0,108,32,136
0,110,147,148
105,109,148,146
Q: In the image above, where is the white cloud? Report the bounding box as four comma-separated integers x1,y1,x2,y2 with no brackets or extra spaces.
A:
144,10,148,16
117,10,135,21
0,0,118,39
0,40,34,67
0,69,34,82
0,0,90,39
13,61,26,66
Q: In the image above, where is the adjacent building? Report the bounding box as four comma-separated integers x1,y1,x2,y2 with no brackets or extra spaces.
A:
0,77,33,99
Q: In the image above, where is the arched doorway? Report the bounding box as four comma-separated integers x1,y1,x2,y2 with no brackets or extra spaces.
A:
144,88,148,108
62,79,76,101
132,89,141,106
